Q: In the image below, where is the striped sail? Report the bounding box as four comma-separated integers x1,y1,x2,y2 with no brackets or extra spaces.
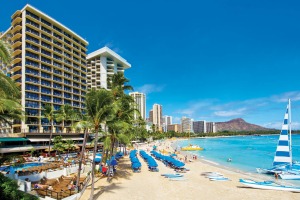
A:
273,100,292,167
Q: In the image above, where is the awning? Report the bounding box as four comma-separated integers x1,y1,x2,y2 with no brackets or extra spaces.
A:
60,137,84,141
0,137,28,142
29,138,49,142
28,138,84,142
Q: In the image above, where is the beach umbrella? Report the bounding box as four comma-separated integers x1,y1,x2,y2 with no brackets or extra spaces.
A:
148,162,158,167
132,162,141,169
131,157,139,163
110,156,118,166
94,154,102,163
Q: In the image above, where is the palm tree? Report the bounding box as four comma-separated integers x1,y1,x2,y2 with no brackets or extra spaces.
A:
52,136,64,156
86,88,115,200
0,73,23,132
42,104,56,156
0,40,23,132
73,113,93,192
108,72,133,98
0,39,12,65
55,104,77,134
64,139,75,154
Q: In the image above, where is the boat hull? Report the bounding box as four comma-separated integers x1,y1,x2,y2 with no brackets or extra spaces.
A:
279,174,300,180
181,146,203,151
239,179,300,192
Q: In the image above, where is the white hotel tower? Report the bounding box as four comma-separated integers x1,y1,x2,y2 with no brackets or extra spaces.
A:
86,46,131,90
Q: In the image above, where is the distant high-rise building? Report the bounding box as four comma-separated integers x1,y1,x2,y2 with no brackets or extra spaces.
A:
129,92,146,120
163,115,172,132
167,124,182,133
193,120,206,133
152,104,162,130
149,110,153,123
86,46,131,90
181,116,193,133
206,122,216,133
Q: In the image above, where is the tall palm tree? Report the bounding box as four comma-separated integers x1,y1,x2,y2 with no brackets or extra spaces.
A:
108,72,133,98
0,39,12,65
42,104,56,156
0,72,23,127
55,104,78,134
73,113,93,192
86,88,115,200
0,40,23,131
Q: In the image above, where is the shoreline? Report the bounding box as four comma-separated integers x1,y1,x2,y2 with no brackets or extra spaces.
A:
170,139,299,186
80,139,300,200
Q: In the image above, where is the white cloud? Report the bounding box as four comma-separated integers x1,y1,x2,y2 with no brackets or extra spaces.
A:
270,91,300,103
175,101,213,116
214,108,247,117
262,122,282,129
261,121,300,130
135,84,165,94
171,90,300,125
172,117,181,124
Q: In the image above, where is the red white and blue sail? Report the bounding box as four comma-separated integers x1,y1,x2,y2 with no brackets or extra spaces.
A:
273,99,292,167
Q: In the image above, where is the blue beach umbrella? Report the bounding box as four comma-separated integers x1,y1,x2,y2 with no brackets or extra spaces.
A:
94,153,102,163
131,157,139,163
110,156,118,166
132,162,141,169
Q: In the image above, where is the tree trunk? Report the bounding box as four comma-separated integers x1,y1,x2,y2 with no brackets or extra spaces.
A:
48,120,53,157
89,127,99,200
76,127,88,192
104,149,109,165
107,136,115,179
61,120,64,135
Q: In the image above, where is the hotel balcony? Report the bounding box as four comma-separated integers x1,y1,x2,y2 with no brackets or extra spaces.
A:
11,62,22,72
11,22,22,34
12,55,22,64
12,39,22,49
11,30,22,41
11,13,22,26
12,47,22,57
11,70,22,79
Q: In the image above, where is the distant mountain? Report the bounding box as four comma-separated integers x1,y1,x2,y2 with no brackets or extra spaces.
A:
215,118,270,132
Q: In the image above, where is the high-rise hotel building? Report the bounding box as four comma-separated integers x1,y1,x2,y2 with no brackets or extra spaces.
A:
193,120,206,133
86,46,131,90
0,4,88,134
129,92,146,120
152,104,163,131
181,116,193,133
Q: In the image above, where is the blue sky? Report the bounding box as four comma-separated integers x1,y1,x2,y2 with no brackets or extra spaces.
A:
1,0,300,129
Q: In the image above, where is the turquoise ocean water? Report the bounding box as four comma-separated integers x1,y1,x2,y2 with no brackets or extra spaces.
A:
175,134,300,184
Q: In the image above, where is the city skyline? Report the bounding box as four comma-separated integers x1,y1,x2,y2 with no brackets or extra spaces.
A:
1,1,300,129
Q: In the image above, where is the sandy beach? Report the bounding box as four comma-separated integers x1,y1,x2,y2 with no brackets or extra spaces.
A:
80,140,300,200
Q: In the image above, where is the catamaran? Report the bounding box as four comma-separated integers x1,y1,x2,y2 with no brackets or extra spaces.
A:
239,179,300,192
181,126,203,151
256,99,300,178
